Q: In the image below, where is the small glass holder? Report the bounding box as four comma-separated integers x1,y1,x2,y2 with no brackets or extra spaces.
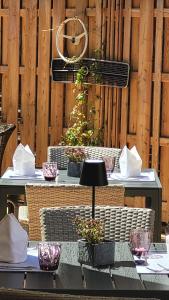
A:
42,162,57,181
38,242,61,271
102,156,115,178
130,228,152,265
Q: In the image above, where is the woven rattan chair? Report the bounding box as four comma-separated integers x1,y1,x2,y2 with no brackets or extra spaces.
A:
47,146,122,170
0,124,16,175
0,288,160,300
26,184,125,240
40,205,155,242
0,124,20,215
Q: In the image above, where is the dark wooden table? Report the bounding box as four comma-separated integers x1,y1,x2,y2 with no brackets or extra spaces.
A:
0,242,168,300
0,168,162,241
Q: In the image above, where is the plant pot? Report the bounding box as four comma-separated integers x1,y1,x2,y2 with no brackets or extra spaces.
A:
78,239,115,267
67,161,83,177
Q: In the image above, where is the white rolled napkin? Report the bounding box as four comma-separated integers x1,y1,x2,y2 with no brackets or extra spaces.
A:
13,143,35,176
119,145,142,178
0,214,28,263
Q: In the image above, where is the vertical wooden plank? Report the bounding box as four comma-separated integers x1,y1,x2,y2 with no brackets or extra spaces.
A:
0,0,2,66
120,0,131,147
102,0,109,146
76,0,88,55
111,0,120,147
104,0,114,146
88,0,95,56
76,0,93,143
64,0,76,137
160,0,169,223
50,0,65,145
1,0,7,125
88,0,96,143
99,0,106,145
115,0,123,147
36,0,51,165
21,0,37,150
152,0,163,171
128,9,139,138
106,0,116,147
1,0,9,126
3,0,20,170
95,0,102,131
127,1,140,141
21,1,26,67
136,0,154,167
2,1,8,65
65,83,74,130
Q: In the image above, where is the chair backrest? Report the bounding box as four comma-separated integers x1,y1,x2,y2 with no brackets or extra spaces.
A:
26,184,125,240
40,205,155,242
47,146,122,170
0,288,160,300
0,124,16,175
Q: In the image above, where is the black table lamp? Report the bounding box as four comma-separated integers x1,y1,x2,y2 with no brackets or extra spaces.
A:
79,159,108,219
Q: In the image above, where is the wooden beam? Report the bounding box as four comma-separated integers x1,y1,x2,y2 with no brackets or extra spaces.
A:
152,0,163,170
136,0,154,167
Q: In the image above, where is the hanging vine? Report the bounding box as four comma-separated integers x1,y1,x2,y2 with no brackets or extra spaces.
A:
60,57,103,146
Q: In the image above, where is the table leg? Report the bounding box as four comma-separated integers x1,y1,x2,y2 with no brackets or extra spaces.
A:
145,189,162,243
0,187,7,220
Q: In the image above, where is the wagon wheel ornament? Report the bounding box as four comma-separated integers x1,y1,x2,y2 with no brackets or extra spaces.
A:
56,17,88,64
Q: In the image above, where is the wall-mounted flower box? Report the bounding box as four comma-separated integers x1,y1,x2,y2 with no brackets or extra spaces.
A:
52,58,130,88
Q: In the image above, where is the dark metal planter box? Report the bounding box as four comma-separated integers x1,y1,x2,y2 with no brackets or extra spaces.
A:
52,58,130,88
67,161,83,177
78,239,115,267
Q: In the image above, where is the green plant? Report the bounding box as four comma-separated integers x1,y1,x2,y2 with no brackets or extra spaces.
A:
74,217,104,244
65,147,87,162
90,49,103,84
61,51,104,147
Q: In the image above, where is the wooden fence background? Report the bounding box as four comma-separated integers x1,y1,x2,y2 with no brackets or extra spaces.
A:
1,0,169,222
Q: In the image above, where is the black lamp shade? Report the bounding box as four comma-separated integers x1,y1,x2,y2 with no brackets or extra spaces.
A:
79,159,108,186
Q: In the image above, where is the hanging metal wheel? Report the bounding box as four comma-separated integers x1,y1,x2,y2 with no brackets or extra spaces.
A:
56,17,88,64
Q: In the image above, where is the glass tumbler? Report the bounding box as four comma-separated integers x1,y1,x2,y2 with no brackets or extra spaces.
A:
42,162,57,181
38,242,61,271
102,156,115,178
130,228,152,263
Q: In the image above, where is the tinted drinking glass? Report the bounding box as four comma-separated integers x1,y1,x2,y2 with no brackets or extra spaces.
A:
102,156,115,178
130,228,152,264
42,162,57,181
38,242,61,271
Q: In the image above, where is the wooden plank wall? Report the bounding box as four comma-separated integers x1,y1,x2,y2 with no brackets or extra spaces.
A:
1,0,169,221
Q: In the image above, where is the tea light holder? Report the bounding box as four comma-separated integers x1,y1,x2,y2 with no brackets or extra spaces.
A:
38,242,61,271
42,162,58,181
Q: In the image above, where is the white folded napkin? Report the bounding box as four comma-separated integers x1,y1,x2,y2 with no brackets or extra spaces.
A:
13,143,35,176
0,214,28,263
119,145,142,178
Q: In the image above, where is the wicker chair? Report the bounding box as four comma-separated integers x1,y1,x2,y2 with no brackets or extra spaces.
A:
0,124,16,175
40,205,155,242
47,146,122,171
0,288,160,300
0,124,20,214
26,184,125,240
